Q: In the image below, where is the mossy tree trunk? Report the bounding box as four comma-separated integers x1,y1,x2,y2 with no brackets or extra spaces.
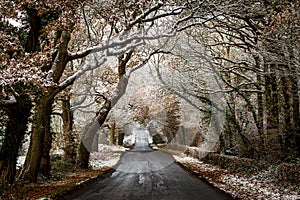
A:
0,91,32,184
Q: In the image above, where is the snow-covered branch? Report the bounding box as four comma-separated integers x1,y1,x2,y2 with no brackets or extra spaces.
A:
128,50,160,76
71,100,96,111
58,56,107,91
68,31,174,61
128,1,164,27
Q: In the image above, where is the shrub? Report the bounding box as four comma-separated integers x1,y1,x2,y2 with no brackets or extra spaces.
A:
275,163,300,183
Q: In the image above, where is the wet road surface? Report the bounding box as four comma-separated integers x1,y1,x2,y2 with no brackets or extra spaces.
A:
66,129,233,200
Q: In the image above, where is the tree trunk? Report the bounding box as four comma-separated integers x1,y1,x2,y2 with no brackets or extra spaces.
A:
264,64,279,130
257,80,265,147
287,48,300,157
92,134,99,152
287,47,300,128
62,96,76,164
118,130,124,145
77,100,112,168
38,31,71,176
25,8,41,53
77,141,90,169
77,53,134,168
109,122,116,145
281,75,291,128
190,131,202,147
264,64,280,161
39,99,53,177
291,72,300,128
254,54,265,153
19,97,52,182
0,92,32,184
222,111,236,154
163,95,180,143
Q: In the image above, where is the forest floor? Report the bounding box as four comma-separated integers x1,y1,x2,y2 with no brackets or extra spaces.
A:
1,146,299,200
1,167,113,200
171,151,300,200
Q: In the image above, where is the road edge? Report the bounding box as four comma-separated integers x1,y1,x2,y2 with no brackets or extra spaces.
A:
56,167,116,200
175,160,236,200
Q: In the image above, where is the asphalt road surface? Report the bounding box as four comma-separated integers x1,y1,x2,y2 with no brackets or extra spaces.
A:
66,130,233,200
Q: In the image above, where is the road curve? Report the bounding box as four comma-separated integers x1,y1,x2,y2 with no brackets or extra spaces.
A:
66,130,233,200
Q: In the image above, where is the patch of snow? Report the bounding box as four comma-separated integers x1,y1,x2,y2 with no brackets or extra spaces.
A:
97,144,127,152
148,135,153,144
221,174,300,200
90,156,120,169
5,18,23,28
50,149,64,155
251,165,276,181
172,153,300,200
17,156,26,169
123,133,135,146
90,144,126,169
138,174,145,185
173,155,202,164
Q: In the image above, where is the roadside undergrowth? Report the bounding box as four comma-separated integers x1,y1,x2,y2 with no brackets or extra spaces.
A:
0,166,112,200
171,152,300,200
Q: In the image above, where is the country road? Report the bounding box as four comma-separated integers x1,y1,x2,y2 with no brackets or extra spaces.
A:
66,129,233,200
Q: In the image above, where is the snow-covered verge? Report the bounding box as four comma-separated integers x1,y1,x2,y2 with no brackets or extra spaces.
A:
17,144,128,170
173,154,300,200
89,144,128,169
